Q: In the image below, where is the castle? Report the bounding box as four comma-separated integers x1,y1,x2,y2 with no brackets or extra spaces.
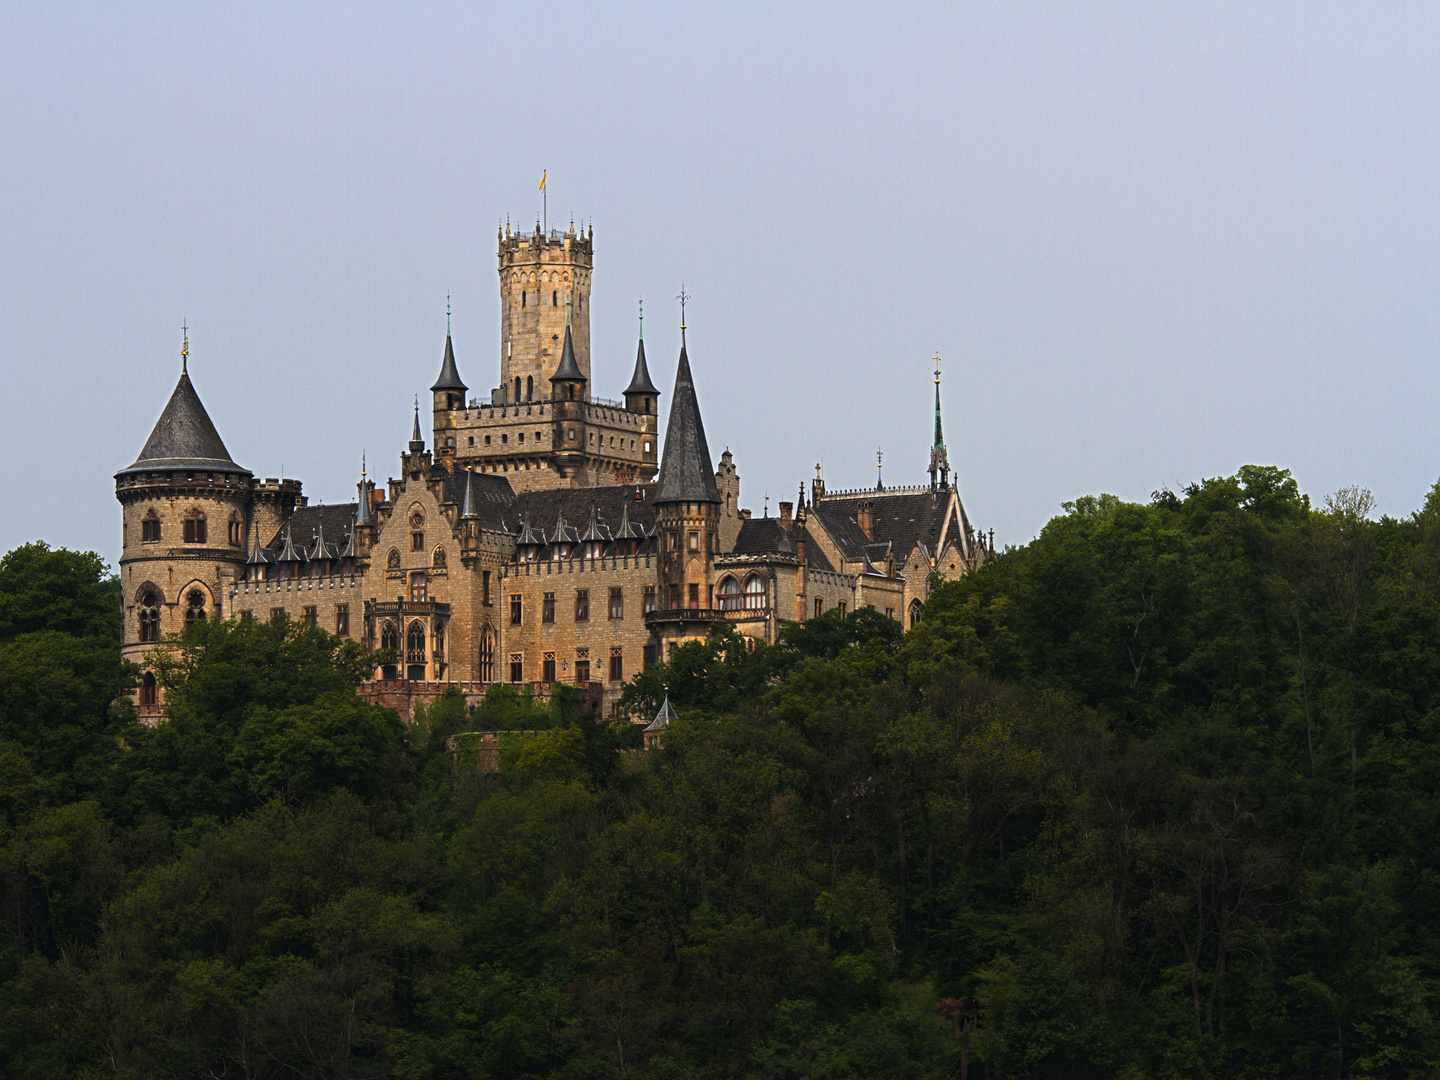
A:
115,218,991,720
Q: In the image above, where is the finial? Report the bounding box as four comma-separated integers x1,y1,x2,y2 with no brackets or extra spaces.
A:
180,320,189,373
361,449,367,480
638,297,644,340
815,462,822,480
566,294,572,328
677,285,689,343
934,351,942,384
764,492,769,517
877,447,884,488
446,294,451,336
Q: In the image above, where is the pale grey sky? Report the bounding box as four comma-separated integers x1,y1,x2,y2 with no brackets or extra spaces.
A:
1,4,1435,565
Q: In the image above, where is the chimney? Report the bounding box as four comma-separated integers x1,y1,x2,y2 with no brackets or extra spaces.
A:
857,500,873,540
779,501,793,525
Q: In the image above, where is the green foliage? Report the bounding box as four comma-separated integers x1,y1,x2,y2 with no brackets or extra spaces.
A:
7,466,1440,1077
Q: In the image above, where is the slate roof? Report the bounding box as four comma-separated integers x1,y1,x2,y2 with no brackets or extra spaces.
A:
510,484,658,540
732,518,835,571
431,333,467,393
118,370,251,476
654,343,720,504
550,323,585,383
432,468,514,531
816,489,972,566
645,696,679,733
264,503,359,554
623,336,659,396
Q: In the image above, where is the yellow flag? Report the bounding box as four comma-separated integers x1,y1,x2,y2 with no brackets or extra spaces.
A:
539,170,547,192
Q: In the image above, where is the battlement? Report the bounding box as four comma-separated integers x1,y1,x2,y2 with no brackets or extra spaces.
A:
497,220,594,264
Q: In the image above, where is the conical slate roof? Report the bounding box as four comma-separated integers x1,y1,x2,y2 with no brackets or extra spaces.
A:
644,695,679,733
654,342,720,504
550,323,585,383
431,334,467,393
460,469,480,518
118,370,250,476
623,336,659,396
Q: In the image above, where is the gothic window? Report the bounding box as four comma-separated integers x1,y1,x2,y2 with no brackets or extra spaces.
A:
137,588,160,642
335,605,350,637
552,290,557,307
526,376,533,401
667,584,680,610
139,671,158,707
412,531,424,552
381,621,399,653
909,599,922,628
514,377,521,403
688,583,700,610
479,626,495,682
482,570,491,606
182,510,207,544
743,575,766,610
184,588,207,626
432,547,446,570
228,518,242,546
434,621,445,659
718,576,741,612
510,594,522,625
387,548,401,570
141,510,161,543
643,585,656,613
406,621,425,663
815,597,824,618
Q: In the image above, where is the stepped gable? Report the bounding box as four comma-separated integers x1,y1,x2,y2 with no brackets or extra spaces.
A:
510,483,658,541
262,503,357,552
816,489,970,564
118,370,251,476
433,468,515,531
653,344,720,504
733,517,834,571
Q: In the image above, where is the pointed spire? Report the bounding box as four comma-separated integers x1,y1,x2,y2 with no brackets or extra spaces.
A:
460,468,480,519
655,335,720,505
623,299,659,400
928,353,951,492
355,452,374,525
246,520,274,566
409,397,424,451
180,321,189,374
933,353,945,451
431,297,468,393
550,321,585,384
117,355,250,477
645,695,678,733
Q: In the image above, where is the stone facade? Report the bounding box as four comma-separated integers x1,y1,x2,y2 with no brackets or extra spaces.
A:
116,219,994,719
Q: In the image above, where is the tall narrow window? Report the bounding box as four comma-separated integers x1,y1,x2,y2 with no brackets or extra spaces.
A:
814,597,823,618
575,657,590,683
410,572,427,603
575,589,589,621
609,588,623,619
137,589,160,642
482,570,492,606
479,627,495,682
514,376,522,403
643,643,658,669
527,375,533,401
643,585,656,614
552,289,557,307
688,583,700,610
406,621,427,680
303,606,317,628
667,584,680,610
228,519,242,545
510,653,524,683
335,605,350,636
609,647,623,682
909,599,921,627
510,594,522,625
522,290,526,307
743,575,766,610
141,511,161,542
719,577,740,611
542,652,556,684
183,511,207,544
543,591,555,623
139,672,158,706
184,588,207,626
837,602,846,617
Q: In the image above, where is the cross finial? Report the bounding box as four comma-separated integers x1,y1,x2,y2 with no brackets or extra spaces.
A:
677,285,689,342
181,320,189,373
934,351,942,384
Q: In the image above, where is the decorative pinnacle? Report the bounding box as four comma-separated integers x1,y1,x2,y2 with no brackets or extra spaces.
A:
361,449,367,480
181,320,189,373
677,285,689,342
638,297,644,340
446,294,451,336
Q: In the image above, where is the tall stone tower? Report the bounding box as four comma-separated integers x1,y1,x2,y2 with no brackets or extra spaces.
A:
495,219,593,405
650,332,721,635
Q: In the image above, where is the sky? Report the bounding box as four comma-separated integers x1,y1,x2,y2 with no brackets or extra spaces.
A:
0,3,1436,566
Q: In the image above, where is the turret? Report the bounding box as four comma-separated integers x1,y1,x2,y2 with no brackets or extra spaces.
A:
431,299,467,459
550,316,587,479
623,304,660,416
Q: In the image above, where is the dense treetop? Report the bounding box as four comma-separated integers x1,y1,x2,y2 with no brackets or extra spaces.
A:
2,469,1440,1078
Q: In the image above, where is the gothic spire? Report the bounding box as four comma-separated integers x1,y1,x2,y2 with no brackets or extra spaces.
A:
117,343,250,477
551,320,585,384
355,453,375,526
654,337,720,504
623,301,659,398
409,398,424,451
460,468,480,519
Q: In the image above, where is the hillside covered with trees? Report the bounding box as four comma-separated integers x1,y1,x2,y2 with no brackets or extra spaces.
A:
3,465,1440,1078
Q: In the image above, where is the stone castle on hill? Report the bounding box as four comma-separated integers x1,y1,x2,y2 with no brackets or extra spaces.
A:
116,218,991,719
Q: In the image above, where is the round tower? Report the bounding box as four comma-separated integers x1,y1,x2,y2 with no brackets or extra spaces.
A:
496,219,593,403
114,336,254,714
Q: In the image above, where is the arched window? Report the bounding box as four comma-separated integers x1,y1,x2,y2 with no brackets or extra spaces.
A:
743,574,766,610
183,509,207,544
514,376,522,404
526,375,533,401
406,621,427,680
141,509,161,543
139,671,158,706
381,621,398,653
479,626,495,682
184,588,207,626
522,290,526,308
228,518,242,546
432,547,447,570
909,599,922,628
137,588,160,642
718,576,741,611
552,289,557,307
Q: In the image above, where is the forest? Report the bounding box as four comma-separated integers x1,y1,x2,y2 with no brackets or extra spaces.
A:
2,464,1440,1079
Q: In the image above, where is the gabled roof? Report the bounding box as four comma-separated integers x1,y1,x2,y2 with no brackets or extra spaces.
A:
118,370,251,477
264,504,359,557
653,343,720,504
431,333,467,393
511,484,658,544
433,467,514,531
816,489,973,566
623,336,659,396
246,522,275,565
